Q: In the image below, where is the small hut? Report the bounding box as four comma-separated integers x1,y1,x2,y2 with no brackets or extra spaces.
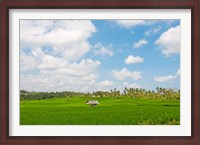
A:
85,100,99,106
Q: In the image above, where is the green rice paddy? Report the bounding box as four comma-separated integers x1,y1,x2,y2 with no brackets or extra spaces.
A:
20,97,180,125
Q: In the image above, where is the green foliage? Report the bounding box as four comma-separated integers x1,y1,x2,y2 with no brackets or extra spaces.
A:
20,87,180,101
20,97,180,125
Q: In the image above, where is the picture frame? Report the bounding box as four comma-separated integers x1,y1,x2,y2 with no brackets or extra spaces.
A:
0,0,199,144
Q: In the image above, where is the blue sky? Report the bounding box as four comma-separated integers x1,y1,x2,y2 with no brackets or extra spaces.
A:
20,20,180,92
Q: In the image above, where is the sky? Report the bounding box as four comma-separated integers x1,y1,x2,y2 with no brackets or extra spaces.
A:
20,20,180,92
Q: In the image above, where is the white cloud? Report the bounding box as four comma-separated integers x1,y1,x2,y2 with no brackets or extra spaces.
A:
114,20,146,28
38,55,66,70
20,73,98,92
154,68,180,83
155,25,180,56
122,82,141,88
113,20,152,28
144,26,161,36
99,80,114,87
20,51,40,72
133,39,148,48
55,59,101,77
128,83,142,89
20,20,96,61
93,43,113,57
20,20,105,92
112,68,142,80
153,75,175,83
20,58,101,92
125,55,144,64
123,82,129,86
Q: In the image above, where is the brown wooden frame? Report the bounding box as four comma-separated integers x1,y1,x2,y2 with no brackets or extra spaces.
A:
0,0,199,144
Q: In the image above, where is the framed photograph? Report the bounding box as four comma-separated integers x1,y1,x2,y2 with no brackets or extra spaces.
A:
1,0,199,144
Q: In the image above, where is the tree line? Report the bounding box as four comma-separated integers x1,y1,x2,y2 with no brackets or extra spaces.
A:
20,87,180,101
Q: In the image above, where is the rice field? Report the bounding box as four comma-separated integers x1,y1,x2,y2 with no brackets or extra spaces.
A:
20,97,180,125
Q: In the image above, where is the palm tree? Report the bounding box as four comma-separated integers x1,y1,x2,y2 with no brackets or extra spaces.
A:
123,89,126,97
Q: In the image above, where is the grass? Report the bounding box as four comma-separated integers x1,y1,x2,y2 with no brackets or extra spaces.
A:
20,97,180,125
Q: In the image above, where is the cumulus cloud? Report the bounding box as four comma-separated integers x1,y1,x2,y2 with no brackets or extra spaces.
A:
20,20,96,61
112,68,142,80
154,75,175,83
133,39,148,48
155,25,180,56
154,68,180,83
123,82,129,86
20,50,40,72
20,20,103,92
54,59,101,77
113,20,147,28
20,58,101,92
38,55,66,70
128,83,142,89
93,43,113,57
122,82,141,89
99,80,114,87
125,55,144,64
